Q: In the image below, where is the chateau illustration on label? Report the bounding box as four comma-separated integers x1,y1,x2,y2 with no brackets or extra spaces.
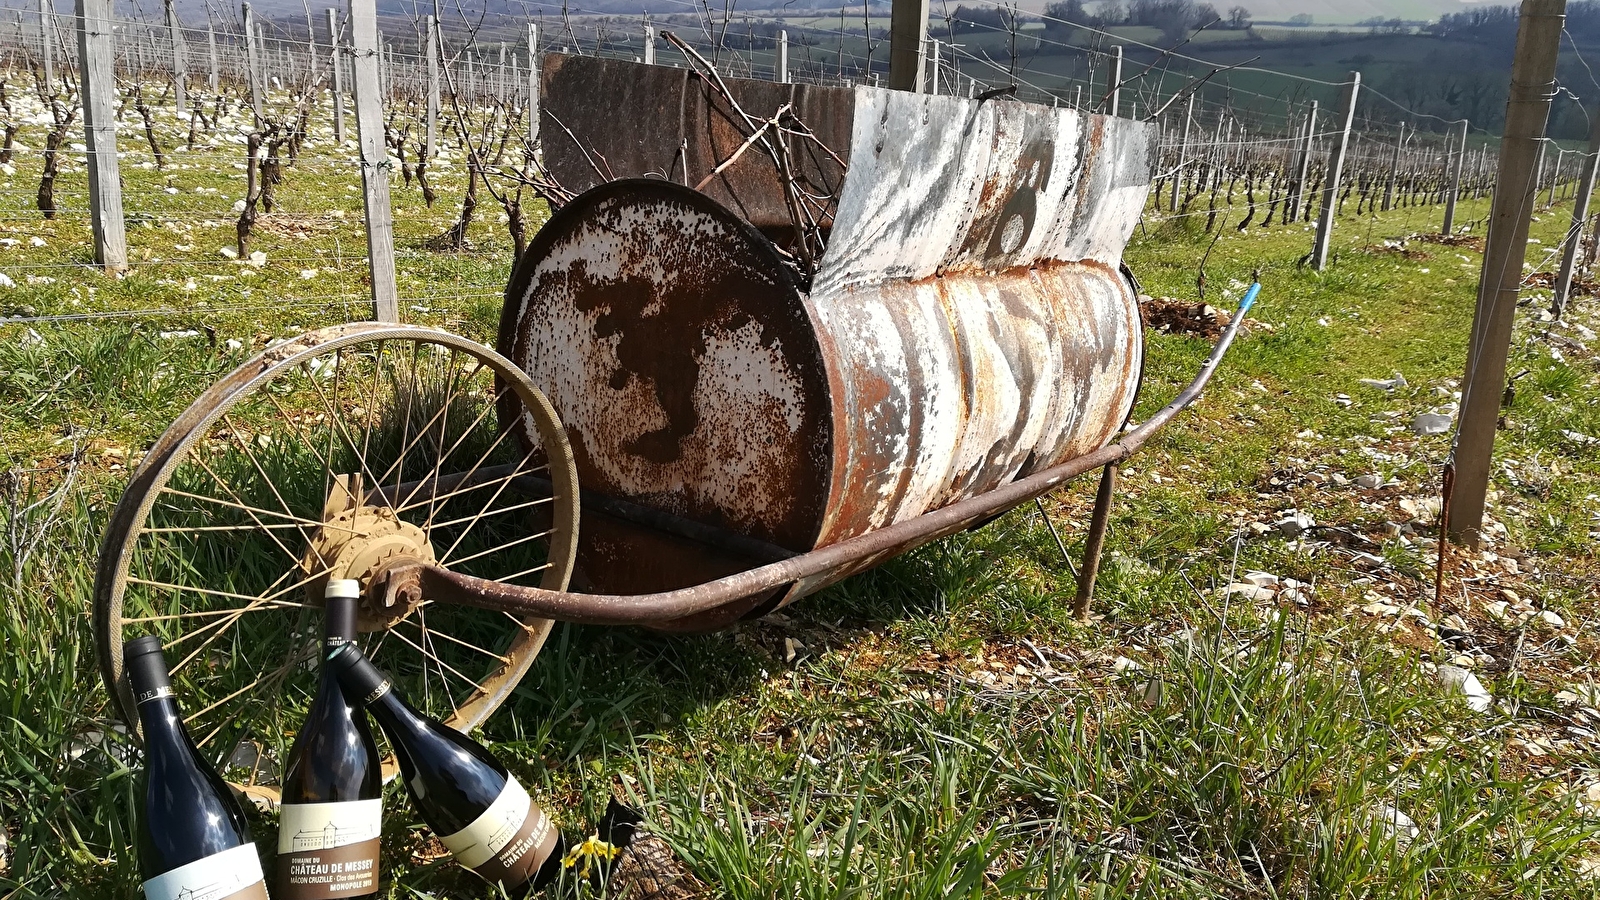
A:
277,800,383,855
289,820,376,852
143,845,267,900
152,869,260,900
453,816,519,862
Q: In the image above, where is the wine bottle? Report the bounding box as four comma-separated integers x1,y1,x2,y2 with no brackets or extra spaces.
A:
126,634,269,900
327,643,565,895
275,580,383,899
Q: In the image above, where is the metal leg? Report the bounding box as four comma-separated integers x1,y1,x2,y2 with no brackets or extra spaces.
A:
1072,463,1118,621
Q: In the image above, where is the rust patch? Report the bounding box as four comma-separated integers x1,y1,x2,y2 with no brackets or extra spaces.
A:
501,180,835,597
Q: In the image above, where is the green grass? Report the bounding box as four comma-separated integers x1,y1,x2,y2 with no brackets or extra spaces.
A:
2,77,1600,899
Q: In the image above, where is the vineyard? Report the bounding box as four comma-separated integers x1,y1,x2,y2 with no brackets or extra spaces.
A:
2,0,1600,897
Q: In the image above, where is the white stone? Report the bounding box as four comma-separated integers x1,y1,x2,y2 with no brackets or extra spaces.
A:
1412,413,1452,435
1436,664,1493,712
1370,804,1419,848
1359,373,1407,391
1275,511,1315,537
1224,582,1275,601
1242,571,1279,588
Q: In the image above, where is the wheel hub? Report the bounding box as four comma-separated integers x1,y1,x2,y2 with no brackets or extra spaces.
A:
303,478,436,630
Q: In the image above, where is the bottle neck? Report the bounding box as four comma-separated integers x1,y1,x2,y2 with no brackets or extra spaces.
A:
320,595,360,686
324,591,359,643
327,643,427,735
126,649,194,759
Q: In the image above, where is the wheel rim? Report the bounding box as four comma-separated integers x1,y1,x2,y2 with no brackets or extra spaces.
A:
93,323,579,797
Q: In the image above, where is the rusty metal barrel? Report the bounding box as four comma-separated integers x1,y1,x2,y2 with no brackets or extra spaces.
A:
501,55,1157,628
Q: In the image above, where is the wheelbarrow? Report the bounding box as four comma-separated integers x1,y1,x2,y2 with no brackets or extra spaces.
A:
93,55,1251,801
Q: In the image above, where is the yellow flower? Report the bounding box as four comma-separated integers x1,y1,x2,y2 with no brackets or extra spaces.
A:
561,836,623,878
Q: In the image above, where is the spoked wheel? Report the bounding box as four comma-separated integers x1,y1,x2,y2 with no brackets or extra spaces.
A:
93,323,579,804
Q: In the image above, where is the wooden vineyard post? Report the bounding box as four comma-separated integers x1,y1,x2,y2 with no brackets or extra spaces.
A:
243,2,263,120
1534,140,1548,202
888,0,928,92
75,0,127,273
39,0,53,91
305,7,316,80
347,0,398,323
1312,71,1360,271
1171,93,1193,211
206,20,218,92
327,9,345,144
165,0,186,111
1542,148,1555,206
1449,0,1566,547
1107,45,1122,116
777,29,787,82
1382,122,1403,211
1554,110,1600,318
1443,118,1468,234
1291,100,1316,222
425,14,438,160
527,24,539,149
643,23,655,65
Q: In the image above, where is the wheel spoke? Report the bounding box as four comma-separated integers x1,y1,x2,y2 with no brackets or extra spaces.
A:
122,600,315,623
154,490,363,535
400,379,509,517
441,527,556,568
358,339,388,476
125,571,309,611
301,354,396,500
500,561,555,583
140,523,312,534
389,623,487,698
219,412,327,567
160,566,329,675
390,432,535,516
427,495,554,531
423,352,467,533
419,604,456,714
401,618,511,663
183,456,311,569
436,444,544,562
191,651,309,748
388,340,424,532
263,392,336,488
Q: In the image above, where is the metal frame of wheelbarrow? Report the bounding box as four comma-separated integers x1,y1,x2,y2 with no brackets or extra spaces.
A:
369,297,1253,627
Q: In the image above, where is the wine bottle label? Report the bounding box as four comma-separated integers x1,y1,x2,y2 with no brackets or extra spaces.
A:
275,799,383,899
438,777,559,888
142,843,268,900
